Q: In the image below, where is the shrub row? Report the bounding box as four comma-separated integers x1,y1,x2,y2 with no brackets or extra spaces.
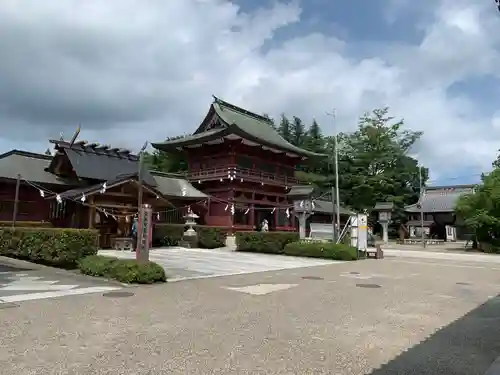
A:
283,242,357,260
78,255,166,284
235,231,357,260
235,231,299,254
0,227,98,268
153,224,227,248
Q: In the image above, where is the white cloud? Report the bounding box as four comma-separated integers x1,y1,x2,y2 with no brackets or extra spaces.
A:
0,0,499,184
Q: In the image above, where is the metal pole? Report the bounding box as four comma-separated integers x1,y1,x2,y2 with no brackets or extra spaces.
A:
326,110,339,243
334,126,341,243
419,165,425,248
12,174,21,228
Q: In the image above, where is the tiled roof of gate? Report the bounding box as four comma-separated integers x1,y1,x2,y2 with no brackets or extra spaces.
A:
405,185,475,213
152,97,326,158
0,150,68,185
151,171,207,199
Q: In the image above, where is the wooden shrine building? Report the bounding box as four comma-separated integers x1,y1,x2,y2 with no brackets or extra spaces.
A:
0,141,207,248
404,184,475,241
152,97,327,231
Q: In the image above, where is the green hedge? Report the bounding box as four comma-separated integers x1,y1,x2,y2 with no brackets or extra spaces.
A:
78,255,166,284
153,224,227,248
235,231,299,254
0,221,53,228
283,241,358,260
0,228,98,268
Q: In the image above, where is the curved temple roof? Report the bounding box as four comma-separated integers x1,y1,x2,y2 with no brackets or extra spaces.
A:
152,97,326,158
405,185,475,213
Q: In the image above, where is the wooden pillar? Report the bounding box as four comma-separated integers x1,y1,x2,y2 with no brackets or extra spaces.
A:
250,204,255,227
88,196,96,229
274,197,278,229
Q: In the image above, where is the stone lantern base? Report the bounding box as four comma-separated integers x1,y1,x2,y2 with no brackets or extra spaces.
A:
180,232,198,248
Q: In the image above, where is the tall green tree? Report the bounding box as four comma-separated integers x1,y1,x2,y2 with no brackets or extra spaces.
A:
455,170,498,248
327,107,427,224
278,114,292,142
305,118,324,154
291,116,306,147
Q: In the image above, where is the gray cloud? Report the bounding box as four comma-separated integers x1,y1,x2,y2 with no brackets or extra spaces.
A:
0,0,499,183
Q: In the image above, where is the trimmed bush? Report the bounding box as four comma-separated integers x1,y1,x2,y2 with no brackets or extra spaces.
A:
78,255,166,284
0,227,98,268
235,231,299,254
283,241,358,260
197,226,227,248
153,224,227,248
153,224,184,247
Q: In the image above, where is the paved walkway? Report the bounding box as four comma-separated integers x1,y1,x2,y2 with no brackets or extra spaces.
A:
2,256,500,374
0,260,121,305
383,248,500,264
99,247,339,281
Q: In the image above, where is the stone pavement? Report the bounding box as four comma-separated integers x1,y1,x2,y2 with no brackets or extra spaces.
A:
99,247,339,281
383,248,500,264
0,259,121,305
2,255,500,374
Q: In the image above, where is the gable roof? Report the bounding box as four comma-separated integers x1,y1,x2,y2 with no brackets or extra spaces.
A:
151,171,207,199
152,97,326,158
405,185,475,213
0,150,68,185
48,140,157,186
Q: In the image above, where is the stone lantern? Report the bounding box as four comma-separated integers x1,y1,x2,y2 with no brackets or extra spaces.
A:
373,202,394,244
181,206,199,248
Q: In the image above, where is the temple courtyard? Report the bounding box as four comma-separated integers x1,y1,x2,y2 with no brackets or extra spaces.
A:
2,251,500,374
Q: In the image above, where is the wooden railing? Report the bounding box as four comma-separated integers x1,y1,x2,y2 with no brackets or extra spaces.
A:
187,166,298,186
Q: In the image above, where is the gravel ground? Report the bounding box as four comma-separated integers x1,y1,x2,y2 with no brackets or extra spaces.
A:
1,256,500,374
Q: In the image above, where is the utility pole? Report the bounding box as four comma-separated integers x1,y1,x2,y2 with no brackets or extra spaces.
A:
326,110,341,243
419,165,426,248
136,141,148,262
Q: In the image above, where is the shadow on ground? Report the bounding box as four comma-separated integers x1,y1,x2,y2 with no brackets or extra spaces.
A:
0,264,33,273
368,294,500,375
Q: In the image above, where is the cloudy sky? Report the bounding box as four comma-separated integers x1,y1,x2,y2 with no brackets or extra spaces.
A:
1,0,499,185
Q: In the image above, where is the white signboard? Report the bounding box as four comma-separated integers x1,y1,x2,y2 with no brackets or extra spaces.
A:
357,214,368,251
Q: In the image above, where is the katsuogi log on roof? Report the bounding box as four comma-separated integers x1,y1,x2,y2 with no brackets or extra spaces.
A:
47,139,157,186
152,97,327,158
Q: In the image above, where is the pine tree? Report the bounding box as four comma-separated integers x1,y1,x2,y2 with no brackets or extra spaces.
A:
262,113,277,130
278,114,292,142
306,118,324,153
291,116,305,146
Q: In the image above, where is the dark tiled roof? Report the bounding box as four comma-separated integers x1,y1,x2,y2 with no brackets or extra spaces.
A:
151,172,207,199
50,140,157,186
312,200,354,215
374,202,394,211
0,150,68,185
286,185,315,197
59,172,207,201
152,97,326,158
57,175,135,200
405,186,475,213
